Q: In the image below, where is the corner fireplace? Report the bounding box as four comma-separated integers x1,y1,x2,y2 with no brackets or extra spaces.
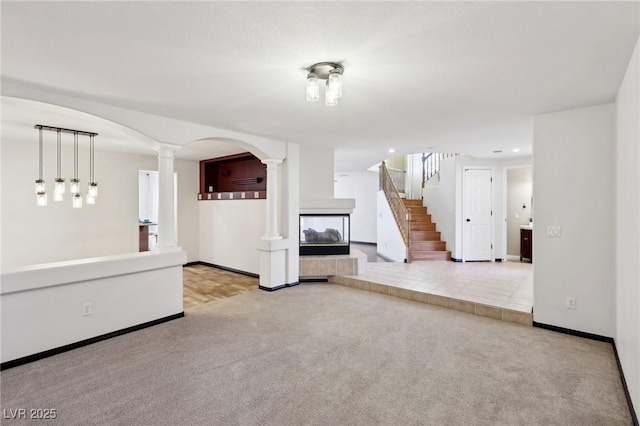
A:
299,214,350,256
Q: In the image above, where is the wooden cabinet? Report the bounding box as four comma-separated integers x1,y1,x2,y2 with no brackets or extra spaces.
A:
139,225,149,252
199,152,267,200
520,228,532,263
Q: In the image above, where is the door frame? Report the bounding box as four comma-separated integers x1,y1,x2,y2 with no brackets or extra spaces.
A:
462,167,494,262
501,164,532,261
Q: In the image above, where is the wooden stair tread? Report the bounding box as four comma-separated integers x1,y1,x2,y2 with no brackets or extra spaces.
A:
410,223,436,231
410,241,446,250
410,231,441,241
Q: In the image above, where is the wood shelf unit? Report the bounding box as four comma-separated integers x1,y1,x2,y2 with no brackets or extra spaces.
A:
199,153,267,201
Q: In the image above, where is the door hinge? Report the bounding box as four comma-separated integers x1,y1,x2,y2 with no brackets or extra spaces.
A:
491,210,493,215
491,244,493,249
490,177,493,182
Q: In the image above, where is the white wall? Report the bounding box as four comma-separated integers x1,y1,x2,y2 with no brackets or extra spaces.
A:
1,250,185,363
533,103,615,337
422,155,532,260
506,168,533,256
0,135,200,267
199,200,266,274
405,153,423,200
1,139,154,266
334,171,378,243
446,155,532,261
282,143,300,286
300,145,334,203
423,155,457,254
376,191,406,262
615,36,639,414
175,159,200,263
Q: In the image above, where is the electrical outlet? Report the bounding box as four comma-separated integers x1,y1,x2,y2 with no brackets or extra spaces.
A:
514,213,519,219
82,302,93,316
566,297,576,309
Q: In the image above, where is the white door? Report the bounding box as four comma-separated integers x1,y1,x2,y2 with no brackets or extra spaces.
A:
463,168,492,261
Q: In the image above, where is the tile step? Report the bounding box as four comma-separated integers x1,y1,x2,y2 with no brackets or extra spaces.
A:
328,276,532,327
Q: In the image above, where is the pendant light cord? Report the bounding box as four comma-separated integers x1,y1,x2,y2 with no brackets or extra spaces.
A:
74,132,78,181
90,135,94,183
38,128,44,180
57,129,61,179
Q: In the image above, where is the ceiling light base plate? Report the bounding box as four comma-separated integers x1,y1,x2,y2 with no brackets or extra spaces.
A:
307,62,343,79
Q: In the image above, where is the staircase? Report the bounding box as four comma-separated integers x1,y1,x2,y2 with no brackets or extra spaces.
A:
380,161,451,262
404,199,451,261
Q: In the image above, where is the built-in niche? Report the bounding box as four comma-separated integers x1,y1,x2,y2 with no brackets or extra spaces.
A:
199,153,267,200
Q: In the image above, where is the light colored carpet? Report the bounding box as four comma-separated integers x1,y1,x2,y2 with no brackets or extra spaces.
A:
0,284,632,425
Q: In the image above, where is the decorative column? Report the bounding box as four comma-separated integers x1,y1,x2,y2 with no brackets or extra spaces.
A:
261,159,283,240
257,158,289,291
154,143,181,250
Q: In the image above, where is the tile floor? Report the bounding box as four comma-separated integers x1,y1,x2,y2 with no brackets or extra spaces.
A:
338,259,533,314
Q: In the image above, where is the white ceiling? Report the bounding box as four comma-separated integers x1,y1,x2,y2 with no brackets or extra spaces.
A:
2,2,638,171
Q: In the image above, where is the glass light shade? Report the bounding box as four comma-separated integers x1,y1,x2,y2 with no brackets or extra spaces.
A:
53,191,64,202
88,182,98,197
72,193,83,208
306,73,320,102
328,70,342,98
54,179,66,195
86,193,96,205
70,179,80,194
35,179,45,194
325,82,338,106
36,192,47,207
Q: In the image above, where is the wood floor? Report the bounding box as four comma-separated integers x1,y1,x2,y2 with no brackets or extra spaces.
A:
183,264,259,310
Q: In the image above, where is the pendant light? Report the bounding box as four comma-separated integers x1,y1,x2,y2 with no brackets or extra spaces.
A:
306,73,320,102
86,134,98,204
327,68,343,98
35,127,47,206
71,131,82,208
325,81,338,106
33,124,99,209
53,129,65,202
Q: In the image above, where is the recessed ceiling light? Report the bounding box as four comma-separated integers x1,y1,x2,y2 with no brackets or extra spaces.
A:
512,148,520,153
388,148,396,153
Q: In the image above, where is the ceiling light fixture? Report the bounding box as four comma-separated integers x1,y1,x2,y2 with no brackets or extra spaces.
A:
512,148,520,153
34,125,99,208
306,62,344,106
388,148,396,153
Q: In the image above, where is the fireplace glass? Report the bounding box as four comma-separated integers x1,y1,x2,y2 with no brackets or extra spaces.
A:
299,214,350,255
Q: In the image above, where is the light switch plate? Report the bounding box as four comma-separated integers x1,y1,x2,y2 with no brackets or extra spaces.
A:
547,226,561,237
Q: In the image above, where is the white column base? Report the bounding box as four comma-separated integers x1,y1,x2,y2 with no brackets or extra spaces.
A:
256,238,293,290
